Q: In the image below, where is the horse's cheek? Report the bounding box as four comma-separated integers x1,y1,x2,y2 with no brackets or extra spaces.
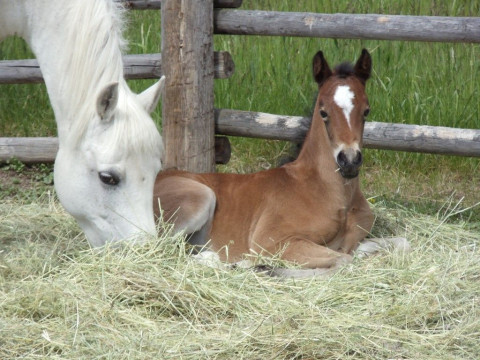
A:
54,150,93,216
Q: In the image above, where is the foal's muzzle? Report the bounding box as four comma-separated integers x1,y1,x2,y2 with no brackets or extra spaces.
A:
336,149,363,179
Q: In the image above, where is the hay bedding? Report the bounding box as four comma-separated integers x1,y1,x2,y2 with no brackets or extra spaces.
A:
0,195,479,359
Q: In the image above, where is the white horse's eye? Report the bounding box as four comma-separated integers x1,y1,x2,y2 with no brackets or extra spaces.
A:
99,171,120,186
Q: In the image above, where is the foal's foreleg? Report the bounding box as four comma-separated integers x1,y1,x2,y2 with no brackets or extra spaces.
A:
341,190,410,257
340,192,374,254
154,176,216,249
254,238,353,278
278,238,353,269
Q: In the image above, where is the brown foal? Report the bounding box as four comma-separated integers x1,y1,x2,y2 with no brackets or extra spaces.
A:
154,49,406,274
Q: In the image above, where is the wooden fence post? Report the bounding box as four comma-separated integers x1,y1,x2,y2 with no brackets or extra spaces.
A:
161,0,215,172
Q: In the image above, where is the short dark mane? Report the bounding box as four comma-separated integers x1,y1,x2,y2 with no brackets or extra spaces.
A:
334,62,354,78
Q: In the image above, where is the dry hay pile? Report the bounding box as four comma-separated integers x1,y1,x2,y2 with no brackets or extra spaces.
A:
1,193,479,359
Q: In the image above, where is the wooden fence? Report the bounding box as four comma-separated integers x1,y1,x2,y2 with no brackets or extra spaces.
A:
1,0,480,169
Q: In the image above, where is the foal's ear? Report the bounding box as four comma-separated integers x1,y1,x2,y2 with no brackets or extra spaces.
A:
312,51,332,86
354,49,372,84
137,75,165,114
97,82,119,120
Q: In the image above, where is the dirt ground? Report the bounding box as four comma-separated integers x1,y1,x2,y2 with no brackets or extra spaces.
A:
0,164,54,200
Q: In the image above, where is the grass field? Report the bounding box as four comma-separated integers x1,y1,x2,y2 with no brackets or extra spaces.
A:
0,1,479,358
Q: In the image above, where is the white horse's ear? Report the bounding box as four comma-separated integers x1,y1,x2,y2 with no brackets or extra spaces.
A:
97,82,119,120
137,75,165,114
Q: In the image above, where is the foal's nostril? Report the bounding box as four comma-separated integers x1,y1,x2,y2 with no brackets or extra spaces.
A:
336,151,348,168
353,151,363,167
336,150,362,168
336,149,362,179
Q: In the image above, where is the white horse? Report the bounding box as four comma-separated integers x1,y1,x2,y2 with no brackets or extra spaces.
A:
0,0,164,247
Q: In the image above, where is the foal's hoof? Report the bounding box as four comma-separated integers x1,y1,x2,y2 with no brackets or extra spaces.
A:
355,237,411,258
264,267,339,278
334,253,353,267
389,237,411,253
192,250,224,269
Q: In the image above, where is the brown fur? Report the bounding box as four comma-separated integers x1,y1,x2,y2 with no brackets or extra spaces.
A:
154,50,374,270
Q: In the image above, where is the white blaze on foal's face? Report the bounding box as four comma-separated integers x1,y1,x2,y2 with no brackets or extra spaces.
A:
333,85,355,129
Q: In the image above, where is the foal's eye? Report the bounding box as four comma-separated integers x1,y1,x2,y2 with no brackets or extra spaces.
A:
99,171,120,186
363,108,370,117
319,110,328,120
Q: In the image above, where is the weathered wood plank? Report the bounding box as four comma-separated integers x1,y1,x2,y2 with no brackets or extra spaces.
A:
0,138,58,164
0,137,231,164
162,0,216,172
0,59,44,84
363,122,480,157
2,115,479,164
119,0,162,9
118,0,242,9
214,10,480,43
0,52,234,84
214,109,480,157
213,51,235,79
215,109,311,142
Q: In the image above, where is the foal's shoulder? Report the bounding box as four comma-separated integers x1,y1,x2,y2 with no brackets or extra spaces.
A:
156,168,187,180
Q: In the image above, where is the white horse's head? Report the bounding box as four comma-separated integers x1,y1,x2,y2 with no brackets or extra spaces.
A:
54,77,165,247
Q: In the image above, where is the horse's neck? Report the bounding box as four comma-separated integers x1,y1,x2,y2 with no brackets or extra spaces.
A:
0,1,25,40
292,115,355,198
8,0,126,141
295,117,338,176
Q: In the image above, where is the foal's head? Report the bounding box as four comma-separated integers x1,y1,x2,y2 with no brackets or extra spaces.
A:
313,49,372,179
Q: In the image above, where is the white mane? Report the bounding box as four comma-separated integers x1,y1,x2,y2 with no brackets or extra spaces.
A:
55,0,162,155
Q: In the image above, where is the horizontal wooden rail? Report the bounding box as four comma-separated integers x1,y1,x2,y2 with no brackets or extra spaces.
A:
2,111,479,163
0,52,234,84
115,2,480,44
363,122,480,156
0,138,59,164
119,0,162,9
214,109,480,157
214,10,480,43
0,137,231,165
215,109,311,142
117,0,243,9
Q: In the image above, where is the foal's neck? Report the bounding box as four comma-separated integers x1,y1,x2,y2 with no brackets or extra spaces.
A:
290,110,359,203
22,0,125,142
294,113,339,177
